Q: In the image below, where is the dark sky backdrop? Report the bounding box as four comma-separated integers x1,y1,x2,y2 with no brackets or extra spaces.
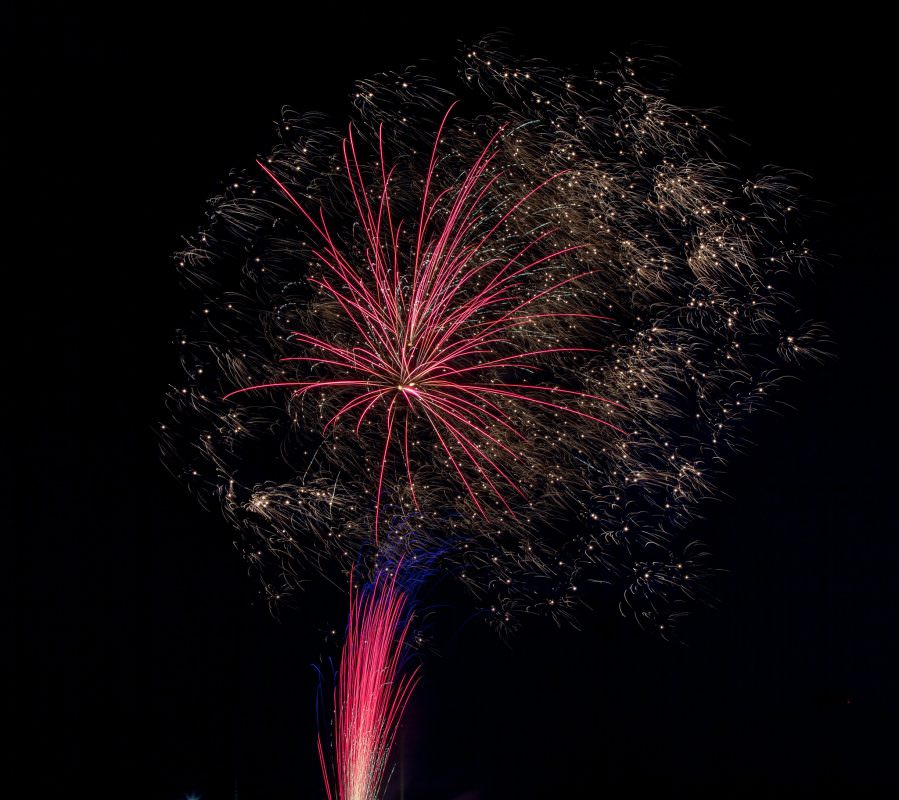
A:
11,8,898,799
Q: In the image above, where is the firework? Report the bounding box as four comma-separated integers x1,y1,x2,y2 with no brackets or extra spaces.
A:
164,39,821,798
164,43,818,629
222,111,626,541
318,570,418,800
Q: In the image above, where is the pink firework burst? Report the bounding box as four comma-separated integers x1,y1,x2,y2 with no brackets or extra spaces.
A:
319,570,419,800
225,106,626,537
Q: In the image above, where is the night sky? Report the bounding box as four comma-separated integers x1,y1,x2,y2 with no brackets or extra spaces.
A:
12,9,898,798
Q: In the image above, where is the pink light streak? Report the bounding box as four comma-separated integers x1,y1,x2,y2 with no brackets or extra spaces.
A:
319,570,419,800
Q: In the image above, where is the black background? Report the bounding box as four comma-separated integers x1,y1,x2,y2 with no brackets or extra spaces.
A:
11,7,898,798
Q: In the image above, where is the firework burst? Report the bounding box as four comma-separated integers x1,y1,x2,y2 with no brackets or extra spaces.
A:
223,109,626,541
164,41,821,631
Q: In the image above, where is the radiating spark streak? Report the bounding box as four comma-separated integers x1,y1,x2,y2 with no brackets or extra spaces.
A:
373,398,398,541
434,418,520,515
421,403,490,517
221,380,313,400
354,391,393,435
289,333,384,371
424,403,525,509
420,391,525,468
412,347,601,381
450,384,628,432
319,388,390,435
415,103,460,279
426,387,529,442
402,411,419,510
473,382,628,410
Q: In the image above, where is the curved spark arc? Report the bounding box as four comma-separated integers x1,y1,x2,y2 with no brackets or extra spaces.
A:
225,115,622,537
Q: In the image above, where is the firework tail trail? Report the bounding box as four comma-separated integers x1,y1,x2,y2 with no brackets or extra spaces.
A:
319,569,419,800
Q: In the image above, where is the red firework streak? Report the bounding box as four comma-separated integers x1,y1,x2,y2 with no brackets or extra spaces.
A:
224,105,624,538
318,570,419,800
